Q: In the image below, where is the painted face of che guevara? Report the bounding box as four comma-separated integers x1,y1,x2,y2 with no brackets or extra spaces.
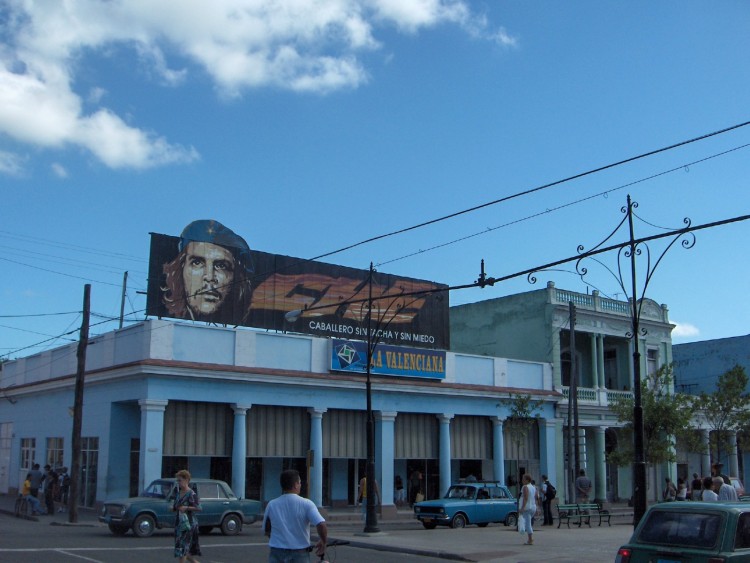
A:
182,241,235,318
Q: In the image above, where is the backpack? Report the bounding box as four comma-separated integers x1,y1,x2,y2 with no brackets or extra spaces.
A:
545,482,556,500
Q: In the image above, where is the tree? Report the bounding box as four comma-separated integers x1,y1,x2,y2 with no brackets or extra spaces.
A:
505,393,542,493
608,363,701,468
697,365,750,468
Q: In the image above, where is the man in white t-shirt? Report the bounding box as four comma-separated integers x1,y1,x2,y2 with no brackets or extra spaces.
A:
263,469,327,562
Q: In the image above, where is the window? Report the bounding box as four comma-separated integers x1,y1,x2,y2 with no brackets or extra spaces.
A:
637,510,721,549
736,512,750,549
647,349,659,377
20,438,35,471
46,437,64,469
490,487,508,499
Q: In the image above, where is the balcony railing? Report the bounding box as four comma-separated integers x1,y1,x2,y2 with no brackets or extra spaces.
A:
561,386,633,406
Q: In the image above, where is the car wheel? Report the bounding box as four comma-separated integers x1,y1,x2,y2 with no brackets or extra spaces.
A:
220,513,242,536
198,526,213,535
505,513,518,527
422,521,438,530
108,523,129,536
477,522,489,528
132,514,156,538
451,513,467,529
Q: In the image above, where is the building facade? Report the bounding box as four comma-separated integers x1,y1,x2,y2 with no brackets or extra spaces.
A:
450,281,675,503
0,319,557,513
673,334,750,484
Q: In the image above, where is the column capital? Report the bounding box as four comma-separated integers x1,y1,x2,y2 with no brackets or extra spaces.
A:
231,404,252,415
138,399,168,412
491,416,504,426
376,411,398,423
308,407,327,418
437,413,454,424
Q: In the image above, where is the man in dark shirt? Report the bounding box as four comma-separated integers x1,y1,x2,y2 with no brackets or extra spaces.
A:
690,473,702,501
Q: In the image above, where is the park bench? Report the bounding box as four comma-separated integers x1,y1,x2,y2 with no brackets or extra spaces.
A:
556,502,611,528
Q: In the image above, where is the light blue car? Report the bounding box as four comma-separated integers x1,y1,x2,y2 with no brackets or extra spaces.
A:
414,482,518,529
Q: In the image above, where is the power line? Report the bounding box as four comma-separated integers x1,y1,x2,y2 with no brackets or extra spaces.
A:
377,142,750,267
310,119,750,263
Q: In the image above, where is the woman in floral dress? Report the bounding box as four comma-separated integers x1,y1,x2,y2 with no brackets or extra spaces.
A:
172,470,202,562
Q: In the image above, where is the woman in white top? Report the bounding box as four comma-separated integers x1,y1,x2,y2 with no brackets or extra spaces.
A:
519,473,537,545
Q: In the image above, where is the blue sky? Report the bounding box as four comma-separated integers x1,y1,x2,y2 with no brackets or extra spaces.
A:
2,0,750,359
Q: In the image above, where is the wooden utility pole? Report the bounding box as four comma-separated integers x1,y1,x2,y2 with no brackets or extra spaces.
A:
69,284,90,523
119,271,128,329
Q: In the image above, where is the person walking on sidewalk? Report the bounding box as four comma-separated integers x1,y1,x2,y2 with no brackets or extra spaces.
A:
519,474,537,546
264,469,327,562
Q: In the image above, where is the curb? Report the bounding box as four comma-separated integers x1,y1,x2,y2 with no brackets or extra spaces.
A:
329,536,472,562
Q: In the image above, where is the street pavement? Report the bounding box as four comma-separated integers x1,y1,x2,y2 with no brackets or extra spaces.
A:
0,494,634,562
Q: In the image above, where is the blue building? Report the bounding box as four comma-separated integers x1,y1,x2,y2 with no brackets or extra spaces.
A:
0,319,558,514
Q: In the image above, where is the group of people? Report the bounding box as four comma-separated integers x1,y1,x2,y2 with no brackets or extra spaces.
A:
21,463,70,516
664,467,739,503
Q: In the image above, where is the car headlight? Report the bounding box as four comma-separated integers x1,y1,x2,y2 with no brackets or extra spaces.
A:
120,505,129,516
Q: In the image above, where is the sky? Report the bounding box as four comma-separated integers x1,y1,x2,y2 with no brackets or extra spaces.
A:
2,0,750,361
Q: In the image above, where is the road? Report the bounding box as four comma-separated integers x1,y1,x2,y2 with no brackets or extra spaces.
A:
0,515,448,563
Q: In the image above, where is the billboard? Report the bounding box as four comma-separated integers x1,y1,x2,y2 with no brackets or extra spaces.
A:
146,220,449,349
331,339,446,379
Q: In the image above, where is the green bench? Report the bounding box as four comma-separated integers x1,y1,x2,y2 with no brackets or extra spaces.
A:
556,502,611,528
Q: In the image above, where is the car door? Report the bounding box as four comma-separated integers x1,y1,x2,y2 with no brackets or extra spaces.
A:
488,486,515,522
193,481,226,526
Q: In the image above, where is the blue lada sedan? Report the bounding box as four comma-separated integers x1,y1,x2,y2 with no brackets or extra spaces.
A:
414,482,518,529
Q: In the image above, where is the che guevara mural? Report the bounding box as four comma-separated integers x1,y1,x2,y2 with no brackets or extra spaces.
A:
146,220,449,350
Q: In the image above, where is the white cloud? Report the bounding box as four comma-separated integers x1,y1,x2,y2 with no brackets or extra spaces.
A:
0,150,25,176
51,163,68,178
0,0,513,169
672,321,700,339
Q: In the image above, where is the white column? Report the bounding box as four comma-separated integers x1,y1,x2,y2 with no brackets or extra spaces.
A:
594,427,606,503
376,412,397,507
590,334,599,388
541,420,557,487
597,334,606,388
700,429,711,476
308,408,326,508
438,414,453,495
492,417,505,485
231,404,251,498
728,431,740,478
138,399,168,492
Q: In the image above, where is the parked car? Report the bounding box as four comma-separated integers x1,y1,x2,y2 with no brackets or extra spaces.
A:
413,481,517,529
99,478,262,537
615,501,750,562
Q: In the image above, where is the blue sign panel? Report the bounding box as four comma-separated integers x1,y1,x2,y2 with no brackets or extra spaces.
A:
331,339,446,379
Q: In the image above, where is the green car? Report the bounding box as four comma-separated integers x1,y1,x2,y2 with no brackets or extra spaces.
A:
99,478,262,537
616,501,750,562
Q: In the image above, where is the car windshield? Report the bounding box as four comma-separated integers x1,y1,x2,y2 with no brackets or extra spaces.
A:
446,486,476,499
637,510,722,549
142,480,175,499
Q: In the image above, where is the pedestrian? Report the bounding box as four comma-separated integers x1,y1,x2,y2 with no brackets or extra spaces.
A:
57,467,70,512
42,465,58,516
21,474,46,515
518,473,536,546
409,469,422,505
675,477,687,501
394,475,405,506
358,475,380,521
172,469,202,563
27,463,43,499
716,476,738,501
662,477,677,501
264,469,327,563
702,476,718,502
691,473,702,501
541,474,556,525
574,469,592,503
